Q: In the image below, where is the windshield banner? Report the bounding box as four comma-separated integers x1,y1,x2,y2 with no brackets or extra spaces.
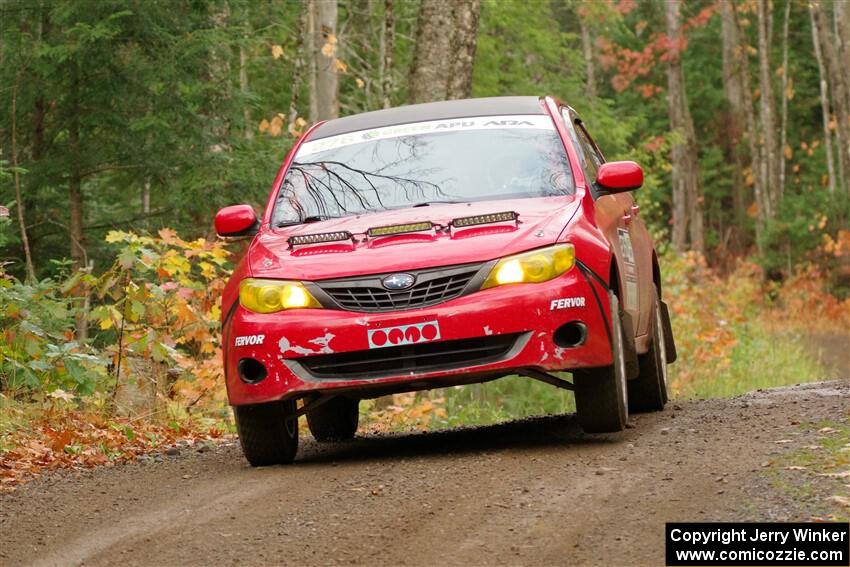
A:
298,114,556,157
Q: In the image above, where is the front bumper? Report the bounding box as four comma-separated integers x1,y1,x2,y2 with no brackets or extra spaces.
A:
224,268,613,406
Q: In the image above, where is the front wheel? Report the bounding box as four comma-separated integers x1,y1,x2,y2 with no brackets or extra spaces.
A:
627,285,669,412
574,290,629,433
234,400,299,466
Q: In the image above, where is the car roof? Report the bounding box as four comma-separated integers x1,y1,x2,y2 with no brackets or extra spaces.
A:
308,96,547,140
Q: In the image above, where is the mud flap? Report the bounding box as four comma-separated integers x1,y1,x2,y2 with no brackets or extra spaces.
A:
621,310,640,379
659,300,677,364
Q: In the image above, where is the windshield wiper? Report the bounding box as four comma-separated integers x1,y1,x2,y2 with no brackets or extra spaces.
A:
275,215,335,228
411,200,467,208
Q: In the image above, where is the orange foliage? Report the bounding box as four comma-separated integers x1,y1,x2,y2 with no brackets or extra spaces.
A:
664,253,762,393
0,406,226,491
665,243,849,396
96,229,233,411
765,230,850,334
361,393,448,433
597,4,717,94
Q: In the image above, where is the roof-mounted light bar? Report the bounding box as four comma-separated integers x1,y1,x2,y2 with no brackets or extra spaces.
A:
288,231,354,248
450,211,519,228
367,221,435,238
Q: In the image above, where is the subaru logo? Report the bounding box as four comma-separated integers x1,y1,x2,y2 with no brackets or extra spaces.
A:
382,273,415,290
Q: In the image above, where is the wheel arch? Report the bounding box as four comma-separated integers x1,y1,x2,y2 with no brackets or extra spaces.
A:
608,257,621,302
651,251,662,299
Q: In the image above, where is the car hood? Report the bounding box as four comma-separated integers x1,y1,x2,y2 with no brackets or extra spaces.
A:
249,196,581,281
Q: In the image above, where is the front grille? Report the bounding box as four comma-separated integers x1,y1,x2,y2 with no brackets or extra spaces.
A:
297,333,523,380
313,262,486,313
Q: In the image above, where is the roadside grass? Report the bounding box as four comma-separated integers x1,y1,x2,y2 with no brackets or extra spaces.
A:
669,325,825,400
360,376,575,433
768,420,850,521
437,376,575,428
0,395,36,452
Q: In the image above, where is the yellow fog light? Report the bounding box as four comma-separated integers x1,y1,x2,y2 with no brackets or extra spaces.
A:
481,244,575,290
239,279,322,313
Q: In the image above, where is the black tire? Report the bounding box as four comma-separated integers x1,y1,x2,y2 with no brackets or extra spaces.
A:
306,396,359,442
234,400,299,466
627,285,668,412
574,290,629,433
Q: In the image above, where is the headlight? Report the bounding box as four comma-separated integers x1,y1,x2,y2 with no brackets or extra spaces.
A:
481,244,575,289
239,279,322,313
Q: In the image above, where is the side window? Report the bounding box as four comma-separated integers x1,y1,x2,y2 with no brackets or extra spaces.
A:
575,120,605,174
561,109,597,181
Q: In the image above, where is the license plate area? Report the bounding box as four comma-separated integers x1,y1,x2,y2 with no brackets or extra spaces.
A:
367,320,441,349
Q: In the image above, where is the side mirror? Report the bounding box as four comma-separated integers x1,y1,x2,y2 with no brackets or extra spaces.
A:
215,205,259,237
595,161,644,193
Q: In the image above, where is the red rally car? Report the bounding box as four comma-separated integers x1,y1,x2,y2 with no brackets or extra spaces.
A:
215,96,677,466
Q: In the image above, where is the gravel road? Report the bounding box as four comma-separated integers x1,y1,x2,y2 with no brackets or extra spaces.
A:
1,380,848,567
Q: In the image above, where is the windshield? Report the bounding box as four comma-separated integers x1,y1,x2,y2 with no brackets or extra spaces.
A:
272,115,574,226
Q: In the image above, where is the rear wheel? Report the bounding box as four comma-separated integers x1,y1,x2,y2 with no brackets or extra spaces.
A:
627,285,668,412
306,396,359,442
574,290,629,433
234,400,299,466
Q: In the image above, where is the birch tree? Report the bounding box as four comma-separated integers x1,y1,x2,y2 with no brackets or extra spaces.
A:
810,3,837,194
757,0,779,217
665,0,703,253
720,0,749,244
812,0,850,195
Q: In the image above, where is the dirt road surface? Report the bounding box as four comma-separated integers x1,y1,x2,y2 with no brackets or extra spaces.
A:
1,380,848,567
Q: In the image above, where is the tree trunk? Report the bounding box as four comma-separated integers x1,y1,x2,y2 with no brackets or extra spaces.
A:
381,0,394,109
730,2,767,245
580,17,596,98
409,0,454,103
142,179,151,214
446,0,480,100
11,73,36,281
837,0,850,77
665,0,703,253
68,69,85,271
69,177,85,268
810,4,837,194
836,0,850,196
289,3,308,128
69,122,88,342
777,0,791,204
757,0,779,218
814,0,850,195
720,0,748,250
314,0,339,120
209,0,232,150
307,1,318,123
239,41,252,139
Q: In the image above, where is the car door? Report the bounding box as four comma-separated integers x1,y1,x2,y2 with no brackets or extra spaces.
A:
563,109,652,339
